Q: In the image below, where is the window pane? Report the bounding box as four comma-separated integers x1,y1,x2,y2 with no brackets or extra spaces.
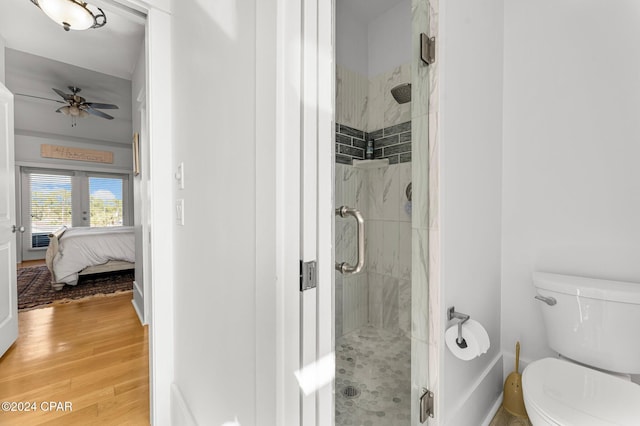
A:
89,177,124,227
30,173,72,248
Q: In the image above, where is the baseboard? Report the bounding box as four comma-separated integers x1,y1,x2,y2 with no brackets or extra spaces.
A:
171,383,198,426
131,280,146,325
131,298,144,325
447,353,504,425
133,279,143,295
481,392,503,426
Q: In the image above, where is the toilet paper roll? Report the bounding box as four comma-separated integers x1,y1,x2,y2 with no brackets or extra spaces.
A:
464,320,491,353
445,319,490,361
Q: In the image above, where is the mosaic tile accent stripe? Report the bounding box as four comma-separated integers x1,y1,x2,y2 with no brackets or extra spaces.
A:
336,124,367,164
336,121,412,165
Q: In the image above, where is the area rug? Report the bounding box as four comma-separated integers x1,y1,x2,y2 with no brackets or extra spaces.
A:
17,265,133,311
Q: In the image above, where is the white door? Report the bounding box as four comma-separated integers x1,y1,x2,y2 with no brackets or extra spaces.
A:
298,0,334,423
279,0,333,423
0,83,18,358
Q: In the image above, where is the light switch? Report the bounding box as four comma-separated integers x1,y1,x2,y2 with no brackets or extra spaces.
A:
175,162,184,189
176,199,184,225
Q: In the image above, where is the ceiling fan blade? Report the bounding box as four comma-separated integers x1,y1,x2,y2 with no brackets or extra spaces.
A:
53,88,73,101
85,102,119,110
84,106,114,120
16,93,66,104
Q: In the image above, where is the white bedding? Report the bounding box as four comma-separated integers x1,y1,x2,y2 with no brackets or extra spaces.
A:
52,226,135,285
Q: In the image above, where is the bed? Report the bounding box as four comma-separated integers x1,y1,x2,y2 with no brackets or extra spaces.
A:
45,226,135,291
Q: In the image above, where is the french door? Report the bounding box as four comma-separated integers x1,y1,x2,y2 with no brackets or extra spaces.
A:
19,168,130,261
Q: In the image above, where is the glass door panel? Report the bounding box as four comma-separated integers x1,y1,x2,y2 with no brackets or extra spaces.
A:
88,176,124,227
334,0,432,423
28,172,72,249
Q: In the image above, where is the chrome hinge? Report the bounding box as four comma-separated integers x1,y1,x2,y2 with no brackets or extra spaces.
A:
300,260,317,291
419,388,434,423
420,34,436,65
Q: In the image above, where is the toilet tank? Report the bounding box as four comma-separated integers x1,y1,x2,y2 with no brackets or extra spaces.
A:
533,272,640,374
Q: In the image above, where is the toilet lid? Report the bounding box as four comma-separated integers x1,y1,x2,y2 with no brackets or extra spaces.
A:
523,358,640,426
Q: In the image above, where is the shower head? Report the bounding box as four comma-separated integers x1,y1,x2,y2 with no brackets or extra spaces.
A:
391,83,411,104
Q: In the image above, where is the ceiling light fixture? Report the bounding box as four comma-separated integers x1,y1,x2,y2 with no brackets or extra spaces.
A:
30,0,106,32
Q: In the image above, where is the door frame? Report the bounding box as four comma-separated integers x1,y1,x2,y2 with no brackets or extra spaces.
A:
97,1,174,424
275,0,334,423
139,4,173,425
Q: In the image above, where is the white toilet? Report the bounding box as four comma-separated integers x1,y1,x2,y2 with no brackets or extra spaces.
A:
523,272,640,425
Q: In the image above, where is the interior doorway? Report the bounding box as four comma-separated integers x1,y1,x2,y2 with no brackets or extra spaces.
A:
331,0,433,424
0,0,148,320
334,1,414,423
0,0,163,422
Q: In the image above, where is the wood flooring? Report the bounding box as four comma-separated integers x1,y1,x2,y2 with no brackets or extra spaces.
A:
17,259,46,269
0,293,149,425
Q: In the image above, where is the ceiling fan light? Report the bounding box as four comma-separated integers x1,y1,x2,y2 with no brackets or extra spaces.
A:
69,105,80,116
32,0,106,31
79,110,89,118
60,106,70,116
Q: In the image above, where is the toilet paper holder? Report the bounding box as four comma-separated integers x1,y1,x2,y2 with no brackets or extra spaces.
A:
448,306,470,349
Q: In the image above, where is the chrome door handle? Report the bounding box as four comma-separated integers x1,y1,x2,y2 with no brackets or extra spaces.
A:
535,295,557,306
335,206,365,275
12,225,25,233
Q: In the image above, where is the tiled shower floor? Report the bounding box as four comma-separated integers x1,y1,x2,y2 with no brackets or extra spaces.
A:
335,326,411,425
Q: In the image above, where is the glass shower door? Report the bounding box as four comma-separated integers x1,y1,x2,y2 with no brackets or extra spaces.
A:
333,0,433,423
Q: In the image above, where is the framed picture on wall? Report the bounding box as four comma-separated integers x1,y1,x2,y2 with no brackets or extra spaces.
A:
133,132,140,176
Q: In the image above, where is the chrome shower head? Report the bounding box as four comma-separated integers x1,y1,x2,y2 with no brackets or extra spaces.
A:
391,83,411,104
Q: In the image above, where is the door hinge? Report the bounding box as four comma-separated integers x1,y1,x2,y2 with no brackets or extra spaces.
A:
419,388,434,423
420,34,436,65
300,260,317,292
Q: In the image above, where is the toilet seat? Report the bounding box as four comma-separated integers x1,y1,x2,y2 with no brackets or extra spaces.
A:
522,358,640,426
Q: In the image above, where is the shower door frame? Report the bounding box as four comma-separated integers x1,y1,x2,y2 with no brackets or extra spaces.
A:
277,0,434,424
323,0,435,425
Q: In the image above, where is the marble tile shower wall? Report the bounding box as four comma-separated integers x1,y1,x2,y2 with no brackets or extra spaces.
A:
367,162,412,338
336,66,369,131
335,164,369,337
335,162,412,339
336,63,412,132
369,63,411,130
335,62,414,339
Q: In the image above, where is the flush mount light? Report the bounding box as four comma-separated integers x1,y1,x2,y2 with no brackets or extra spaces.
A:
30,0,106,32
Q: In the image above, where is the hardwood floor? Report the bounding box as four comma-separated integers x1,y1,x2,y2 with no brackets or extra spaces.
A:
0,293,149,425
17,259,46,269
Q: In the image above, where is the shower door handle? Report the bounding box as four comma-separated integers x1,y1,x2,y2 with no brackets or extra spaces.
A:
335,206,365,275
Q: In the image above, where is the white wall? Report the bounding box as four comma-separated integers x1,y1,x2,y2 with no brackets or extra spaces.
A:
367,0,411,78
170,0,276,424
131,41,145,322
336,2,368,76
14,132,133,171
336,0,411,78
502,0,640,368
0,35,5,85
439,0,504,424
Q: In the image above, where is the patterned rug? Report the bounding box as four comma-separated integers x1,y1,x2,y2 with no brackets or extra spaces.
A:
17,265,134,311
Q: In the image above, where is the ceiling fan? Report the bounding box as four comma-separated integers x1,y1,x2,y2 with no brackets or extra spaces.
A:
17,86,119,127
